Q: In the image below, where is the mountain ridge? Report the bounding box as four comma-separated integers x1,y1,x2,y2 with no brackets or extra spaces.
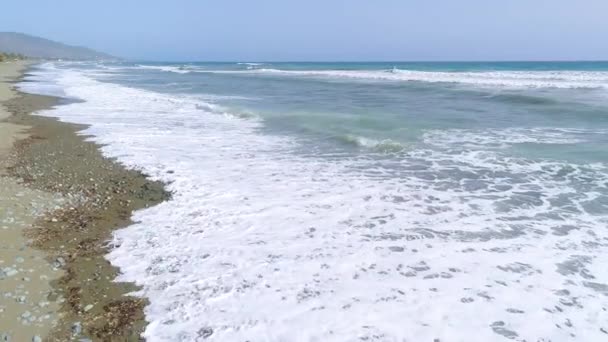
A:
0,32,116,60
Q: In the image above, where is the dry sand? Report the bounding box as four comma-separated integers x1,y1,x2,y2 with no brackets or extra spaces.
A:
0,61,29,158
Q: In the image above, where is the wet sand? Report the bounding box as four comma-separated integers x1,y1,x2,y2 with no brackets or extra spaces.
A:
1,62,168,341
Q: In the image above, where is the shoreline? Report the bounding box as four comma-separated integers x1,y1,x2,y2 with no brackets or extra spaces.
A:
1,61,65,341
1,62,169,340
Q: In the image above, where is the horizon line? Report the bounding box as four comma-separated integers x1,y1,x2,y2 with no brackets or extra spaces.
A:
132,59,608,63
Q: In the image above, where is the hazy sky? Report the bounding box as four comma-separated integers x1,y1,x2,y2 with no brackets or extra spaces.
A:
2,0,607,61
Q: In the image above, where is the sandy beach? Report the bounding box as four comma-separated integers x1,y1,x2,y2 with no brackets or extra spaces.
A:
1,61,65,342
0,61,29,158
1,62,168,341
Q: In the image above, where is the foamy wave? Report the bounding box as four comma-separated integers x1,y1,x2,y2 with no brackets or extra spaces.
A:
194,94,259,102
423,127,607,149
209,68,608,89
22,63,608,342
237,62,264,68
138,64,200,74
339,134,405,152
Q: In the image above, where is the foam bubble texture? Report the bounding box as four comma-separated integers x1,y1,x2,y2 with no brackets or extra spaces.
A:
23,66,608,342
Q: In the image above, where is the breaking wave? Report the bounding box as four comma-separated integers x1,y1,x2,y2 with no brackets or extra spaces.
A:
19,63,608,342
208,68,608,89
137,64,207,74
338,134,406,152
422,127,608,149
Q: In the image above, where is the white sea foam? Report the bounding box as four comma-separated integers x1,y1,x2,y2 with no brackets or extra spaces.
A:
21,64,608,341
339,134,405,152
237,63,266,70
191,93,259,102
208,68,608,89
138,64,195,74
18,63,68,97
422,127,608,149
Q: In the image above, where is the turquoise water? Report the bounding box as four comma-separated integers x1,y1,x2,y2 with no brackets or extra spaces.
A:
105,61,608,162
21,61,608,341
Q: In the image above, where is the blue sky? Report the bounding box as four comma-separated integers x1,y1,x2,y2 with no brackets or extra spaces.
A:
2,0,607,61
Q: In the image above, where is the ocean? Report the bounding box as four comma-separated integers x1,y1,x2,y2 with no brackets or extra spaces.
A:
19,61,608,341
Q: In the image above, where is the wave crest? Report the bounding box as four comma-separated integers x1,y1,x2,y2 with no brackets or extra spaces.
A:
339,134,405,152
210,68,608,89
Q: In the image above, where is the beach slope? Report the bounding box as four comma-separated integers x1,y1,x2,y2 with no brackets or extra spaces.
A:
1,62,168,341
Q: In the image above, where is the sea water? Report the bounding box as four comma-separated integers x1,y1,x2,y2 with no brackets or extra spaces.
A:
19,61,608,341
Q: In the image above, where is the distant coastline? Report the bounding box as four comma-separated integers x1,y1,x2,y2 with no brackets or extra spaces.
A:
0,32,116,61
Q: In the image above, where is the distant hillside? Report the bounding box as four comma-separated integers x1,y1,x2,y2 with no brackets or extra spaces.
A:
0,32,115,60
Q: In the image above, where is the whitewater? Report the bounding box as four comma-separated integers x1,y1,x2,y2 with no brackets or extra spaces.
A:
19,62,608,341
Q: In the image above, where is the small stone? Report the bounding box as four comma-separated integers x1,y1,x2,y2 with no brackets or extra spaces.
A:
53,257,66,269
71,322,82,336
32,336,42,342
83,304,94,312
16,296,26,304
1,332,11,341
21,311,31,319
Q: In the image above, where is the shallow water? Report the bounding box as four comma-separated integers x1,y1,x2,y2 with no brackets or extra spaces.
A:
19,61,608,341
